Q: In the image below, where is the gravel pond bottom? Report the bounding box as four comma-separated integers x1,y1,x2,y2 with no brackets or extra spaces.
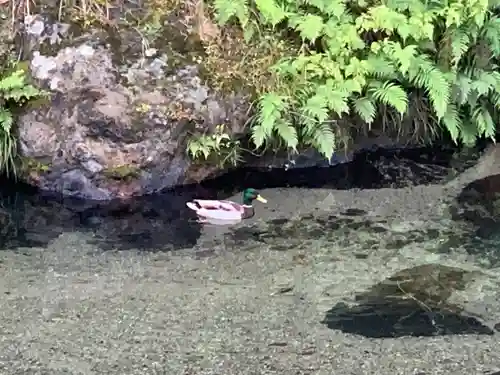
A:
2,148,500,374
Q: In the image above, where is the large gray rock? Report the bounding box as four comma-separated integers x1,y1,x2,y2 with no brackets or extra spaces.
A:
18,15,249,200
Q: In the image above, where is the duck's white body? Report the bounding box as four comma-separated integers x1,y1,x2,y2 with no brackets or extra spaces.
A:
186,200,248,221
186,190,267,225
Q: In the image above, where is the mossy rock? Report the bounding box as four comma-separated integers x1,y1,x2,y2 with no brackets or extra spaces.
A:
102,165,141,180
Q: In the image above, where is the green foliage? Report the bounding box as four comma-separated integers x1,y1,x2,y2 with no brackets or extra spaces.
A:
187,124,244,168
211,0,500,158
0,69,44,177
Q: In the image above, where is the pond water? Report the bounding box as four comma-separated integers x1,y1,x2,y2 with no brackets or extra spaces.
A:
0,145,484,252
1,145,500,374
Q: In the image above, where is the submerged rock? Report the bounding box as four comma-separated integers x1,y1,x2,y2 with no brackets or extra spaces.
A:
17,15,249,200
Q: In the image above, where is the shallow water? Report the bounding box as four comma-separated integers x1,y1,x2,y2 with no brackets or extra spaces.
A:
1,145,500,374
0,145,484,252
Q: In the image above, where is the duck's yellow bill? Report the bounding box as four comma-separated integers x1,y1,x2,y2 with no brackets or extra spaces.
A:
256,194,267,203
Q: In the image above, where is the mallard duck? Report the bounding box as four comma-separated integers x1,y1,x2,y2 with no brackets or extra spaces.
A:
186,188,267,223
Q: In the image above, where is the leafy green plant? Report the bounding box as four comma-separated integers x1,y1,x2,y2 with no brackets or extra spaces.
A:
211,0,500,159
0,69,45,177
187,124,244,167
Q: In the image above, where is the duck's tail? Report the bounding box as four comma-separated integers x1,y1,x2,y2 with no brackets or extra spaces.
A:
186,201,201,212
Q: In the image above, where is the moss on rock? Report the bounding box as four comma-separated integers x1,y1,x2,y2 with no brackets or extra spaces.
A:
102,165,141,181
18,156,52,174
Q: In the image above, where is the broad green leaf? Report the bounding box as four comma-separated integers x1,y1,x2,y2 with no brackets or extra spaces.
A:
294,14,325,42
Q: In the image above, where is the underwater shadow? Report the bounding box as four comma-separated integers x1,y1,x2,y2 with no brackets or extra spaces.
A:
322,264,494,338
451,173,500,231
446,173,500,266
225,210,453,256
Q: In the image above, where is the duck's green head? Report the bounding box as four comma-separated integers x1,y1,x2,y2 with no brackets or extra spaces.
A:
243,188,267,206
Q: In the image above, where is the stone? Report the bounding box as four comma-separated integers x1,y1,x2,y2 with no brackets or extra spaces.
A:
17,14,250,200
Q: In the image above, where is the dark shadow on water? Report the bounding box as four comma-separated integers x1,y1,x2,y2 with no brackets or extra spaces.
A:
451,173,500,229
447,173,500,266
322,264,494,338
202,144,484,193
0,145,485,252
0,180,209,251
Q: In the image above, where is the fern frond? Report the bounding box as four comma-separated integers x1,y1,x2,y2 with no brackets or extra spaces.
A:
269,57,297,78
365,55,399,80
216,0,500,158
482,16,500,56
452,73,472,104
290,14,325,42
472,104,496,139
470,70,500,96
315,80,351,115
353,96,376,124
303,0,346,17
356,5,407,33
251,124,268,149
381,41,418,75
311,123,336,158
302,94,329,123
0,70,27,92
407,56,450,119
440,103,461,143
490,92,500,109
3,85,42,101
459,120,479,146
300,118,317,138
324,22,365,53
448,27,470,67
254,93,289,148
385,0,425,13
254,0,288,27
324,0,346,17
187,137,213,160
368,80,408,115
285,53,331,80
0,108,13,133
213,0,249,25
274,120,298,150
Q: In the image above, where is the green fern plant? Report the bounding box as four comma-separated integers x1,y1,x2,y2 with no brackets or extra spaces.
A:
0,69,44,177
210,0,500,160
187,124,244,168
